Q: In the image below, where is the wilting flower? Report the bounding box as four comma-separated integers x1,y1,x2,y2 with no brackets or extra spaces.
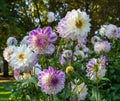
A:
28,26,57,54
94,41,111,54
38,66,65,95
59,50,73,66
66,66,74,74
91,36,102,44
47,12,55,23
10,44,37,72
86,56,106,80
105,24,117,39
71,82,88,101
57,9,91,41
7,37,18,46
3,45,16,62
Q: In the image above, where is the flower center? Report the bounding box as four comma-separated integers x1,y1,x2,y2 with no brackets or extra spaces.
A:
33,34,49,50
50,76,58,86
79,46,83,50
76,19,83,29
18,53,24,60
93,64,98,72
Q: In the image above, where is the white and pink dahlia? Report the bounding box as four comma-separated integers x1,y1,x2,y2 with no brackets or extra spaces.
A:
28,26,57,55
57,9,91,41
10,44,38,72
3,45,16,62
86,56,106,80
105,24,118,39
94,41,111,54
38,66,65,95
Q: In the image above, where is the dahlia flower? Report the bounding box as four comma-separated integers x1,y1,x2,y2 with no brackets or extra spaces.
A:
91,36,102,45
3,45,16,62
74,50,86,60
57,9,91,41
86,56,106,80
7,37,17,46
38,66,65,95
94,41,111,54
59,50,73,66
71,82,88,101
47,12,55,23
75,43,89,53
28,26,57,55
105,24,117,39
10,44,38,72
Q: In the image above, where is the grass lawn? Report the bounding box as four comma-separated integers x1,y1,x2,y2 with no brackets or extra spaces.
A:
0,82,14,101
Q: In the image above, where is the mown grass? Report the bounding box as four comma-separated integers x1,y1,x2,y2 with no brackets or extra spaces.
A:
0,82,14,101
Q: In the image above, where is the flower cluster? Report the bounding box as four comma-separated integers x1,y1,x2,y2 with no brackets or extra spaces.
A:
3,8,120,100
59,43,89,66
99,24,120,39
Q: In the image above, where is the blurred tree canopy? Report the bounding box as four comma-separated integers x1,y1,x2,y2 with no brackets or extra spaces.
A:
0,0,120,56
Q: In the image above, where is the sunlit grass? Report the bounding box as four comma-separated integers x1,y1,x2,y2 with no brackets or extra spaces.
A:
0,82,14,101
0,92,11,94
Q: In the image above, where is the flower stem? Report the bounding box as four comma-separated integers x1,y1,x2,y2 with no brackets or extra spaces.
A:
96,73,99,101
51,94,54,101
49,94,54,101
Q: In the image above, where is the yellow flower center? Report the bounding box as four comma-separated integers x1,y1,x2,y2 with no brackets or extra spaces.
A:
18,53,24,60
76,19,83,29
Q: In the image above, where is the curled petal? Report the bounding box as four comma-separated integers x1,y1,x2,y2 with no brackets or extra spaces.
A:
7,37,17,46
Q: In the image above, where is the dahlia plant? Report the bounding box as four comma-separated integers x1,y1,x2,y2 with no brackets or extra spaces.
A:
3,9,120,101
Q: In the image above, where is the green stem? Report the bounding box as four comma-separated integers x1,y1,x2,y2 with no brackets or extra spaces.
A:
96,73,98,101
51,94,54,101
49,94,54,101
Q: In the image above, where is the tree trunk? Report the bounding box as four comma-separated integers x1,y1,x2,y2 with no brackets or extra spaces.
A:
3,58,9,77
